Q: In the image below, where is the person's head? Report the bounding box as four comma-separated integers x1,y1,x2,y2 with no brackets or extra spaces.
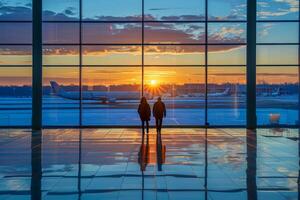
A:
157,97,162,102
140,96,147,104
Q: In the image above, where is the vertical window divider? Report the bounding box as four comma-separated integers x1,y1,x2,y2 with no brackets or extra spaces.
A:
205,0,208,126
247,0,257,129
79,0,83,126
142,0,145,97
298,0,300,126
32,0,43,130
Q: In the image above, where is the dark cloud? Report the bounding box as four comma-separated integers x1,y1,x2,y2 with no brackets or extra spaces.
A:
208,14,245,21
148,8,175,11
63,7,77,16
0,5,245,54
0,6,32,20
161,15,205,21
257,73,298,77
84,15,142,21
43,10,78,21
209,73,245,77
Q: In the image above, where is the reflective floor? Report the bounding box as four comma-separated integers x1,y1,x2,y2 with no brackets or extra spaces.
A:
0,128,299,200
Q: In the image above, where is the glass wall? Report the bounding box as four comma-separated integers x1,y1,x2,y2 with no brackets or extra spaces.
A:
207,0,247,125
42,0,80,126
38,0,250,125
0,0,299,127
256,0,299,126
0,0,32,126
144,0,206,126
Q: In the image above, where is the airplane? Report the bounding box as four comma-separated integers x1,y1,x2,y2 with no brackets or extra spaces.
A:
187,88,231,97
271,88,281,96
261,88,281,97
50,81,150,103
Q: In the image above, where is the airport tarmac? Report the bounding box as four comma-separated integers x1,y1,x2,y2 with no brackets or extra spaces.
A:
0,96,298,126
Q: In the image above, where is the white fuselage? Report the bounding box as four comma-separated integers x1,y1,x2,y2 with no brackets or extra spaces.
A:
58,91,141,101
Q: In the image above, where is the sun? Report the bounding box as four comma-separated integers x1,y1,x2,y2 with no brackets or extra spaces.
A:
145,79,165,96
150,79,157,86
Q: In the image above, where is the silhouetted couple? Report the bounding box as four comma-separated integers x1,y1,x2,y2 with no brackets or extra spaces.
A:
138,97,166,134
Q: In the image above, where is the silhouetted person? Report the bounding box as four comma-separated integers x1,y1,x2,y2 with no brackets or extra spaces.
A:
153,97,166,133
138,97,151,135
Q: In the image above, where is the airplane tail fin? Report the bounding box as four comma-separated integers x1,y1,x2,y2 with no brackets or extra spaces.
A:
224,88,230,95
50,81,65,95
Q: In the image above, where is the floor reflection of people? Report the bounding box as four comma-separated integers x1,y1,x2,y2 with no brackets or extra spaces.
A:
138,132,166,199
31,130,42,200
138,134,149,200
138,134,149,172
138,133,166,172
156,131,166,171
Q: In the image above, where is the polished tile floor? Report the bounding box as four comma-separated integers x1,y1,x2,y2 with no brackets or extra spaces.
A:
0,128,299,200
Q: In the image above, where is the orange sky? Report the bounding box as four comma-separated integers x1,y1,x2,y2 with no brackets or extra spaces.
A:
0,66,298,86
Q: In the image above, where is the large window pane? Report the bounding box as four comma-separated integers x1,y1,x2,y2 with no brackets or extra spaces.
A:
82,45,142,65
43,0,79,21
0,67,32,126
82,23,142,44
208,45,246,65
208,0,247,21
43,23,79,44
257,0,299,20
144,23,205,44
82,0,142,21
0,0,32,21
82,67,141,125
257,45,298,65
257,22,299,44
208,67,246,125
43,45,79,65
144,0,205,21
144,45,205,65
0,23,32,44
257,67,299,126
145,66,205,125
0,46,32,66
208,23,246,44
43,67,80,126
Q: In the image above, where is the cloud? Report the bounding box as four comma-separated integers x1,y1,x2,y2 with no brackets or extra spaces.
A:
148,8,173,11
258,0,299,18
258,23,274,37
0,5,246,55
0,46,31,55
43,46,78,55
257,73,298,77
160,15,205,21
0,5,32,20
63,7,77,16
209,73,245,77
43,10,78,21
86,15,142,21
